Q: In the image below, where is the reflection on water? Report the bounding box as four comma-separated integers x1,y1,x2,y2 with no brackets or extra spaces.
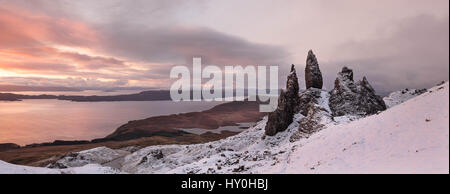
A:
0,99,224,145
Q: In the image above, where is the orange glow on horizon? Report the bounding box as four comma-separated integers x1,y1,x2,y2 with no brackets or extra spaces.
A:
0,3,161,88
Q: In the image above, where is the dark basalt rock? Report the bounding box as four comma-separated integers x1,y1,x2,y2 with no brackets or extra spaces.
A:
305,50,323,89
298,104,329,133
401,88,427,95
152,150,164,159
356,77,388,114
290,103,331,142
329,67,386,116
265,91,289,136
265,65,300,136
297,88,322,116
47,162,68,169
285,65,300,111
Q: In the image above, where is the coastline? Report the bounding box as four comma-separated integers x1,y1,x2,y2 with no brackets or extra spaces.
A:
0,100,266,166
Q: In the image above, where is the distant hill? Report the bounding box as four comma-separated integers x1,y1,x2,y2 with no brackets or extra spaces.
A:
0,89,277,102
0,90,172,101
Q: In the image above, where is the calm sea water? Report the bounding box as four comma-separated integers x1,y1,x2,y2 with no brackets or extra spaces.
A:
0,99,224,145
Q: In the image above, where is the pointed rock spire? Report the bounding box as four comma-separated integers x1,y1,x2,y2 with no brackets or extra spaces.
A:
305,50,323,89
264,64,300,136
287,64,300,96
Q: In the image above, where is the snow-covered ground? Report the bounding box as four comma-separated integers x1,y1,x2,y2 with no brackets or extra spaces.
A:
383,88,427,108
270,82,448,174
0,82,448,174
0,160,120,174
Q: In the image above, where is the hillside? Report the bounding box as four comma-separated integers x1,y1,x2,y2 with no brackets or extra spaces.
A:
383,88,428,108
0,81,447,174
274,82,448,173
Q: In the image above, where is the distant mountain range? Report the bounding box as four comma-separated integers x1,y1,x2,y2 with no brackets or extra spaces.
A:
0,84,158,92
0,88,280,102
0,90,172,101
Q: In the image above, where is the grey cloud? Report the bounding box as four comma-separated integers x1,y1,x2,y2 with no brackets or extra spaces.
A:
1,62,76,73
0,76,129,88
58,52,126,69
3,0,290,84
2,1,447,92
313,15,449,94
97,26,289,66
1,0,205,26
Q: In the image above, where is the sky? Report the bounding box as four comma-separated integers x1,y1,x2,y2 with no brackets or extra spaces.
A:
0,0,448,93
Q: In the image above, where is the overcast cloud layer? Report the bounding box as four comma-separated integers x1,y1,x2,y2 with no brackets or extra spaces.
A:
0,0,448,93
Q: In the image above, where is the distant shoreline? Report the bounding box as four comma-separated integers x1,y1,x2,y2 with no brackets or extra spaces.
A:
0,101,265,147
0,100,266,167
0,89,276,102
0,90,172,102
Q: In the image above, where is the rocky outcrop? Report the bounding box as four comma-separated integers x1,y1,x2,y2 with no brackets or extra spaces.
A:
265,51,327,138
305,50,323,89
290,51,327,139
329,67,386,117
266,53,386,138
383,88,427,108
265,65,300,136
299,103,331,133
297,88,322,116
357,77,388,113
48,147,130,169
290,103,332,142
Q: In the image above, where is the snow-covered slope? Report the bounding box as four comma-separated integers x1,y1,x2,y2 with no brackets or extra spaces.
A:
273,82,448,173
0,82,448,174
383,88,427,108
47,147,131,169
0,160,120,174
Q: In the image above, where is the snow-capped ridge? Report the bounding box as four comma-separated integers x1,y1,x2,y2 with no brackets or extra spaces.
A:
384,88,428,108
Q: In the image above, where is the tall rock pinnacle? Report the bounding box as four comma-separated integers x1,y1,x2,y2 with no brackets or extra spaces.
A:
286,64,300,99
305,50,323,89
265,64,300,136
